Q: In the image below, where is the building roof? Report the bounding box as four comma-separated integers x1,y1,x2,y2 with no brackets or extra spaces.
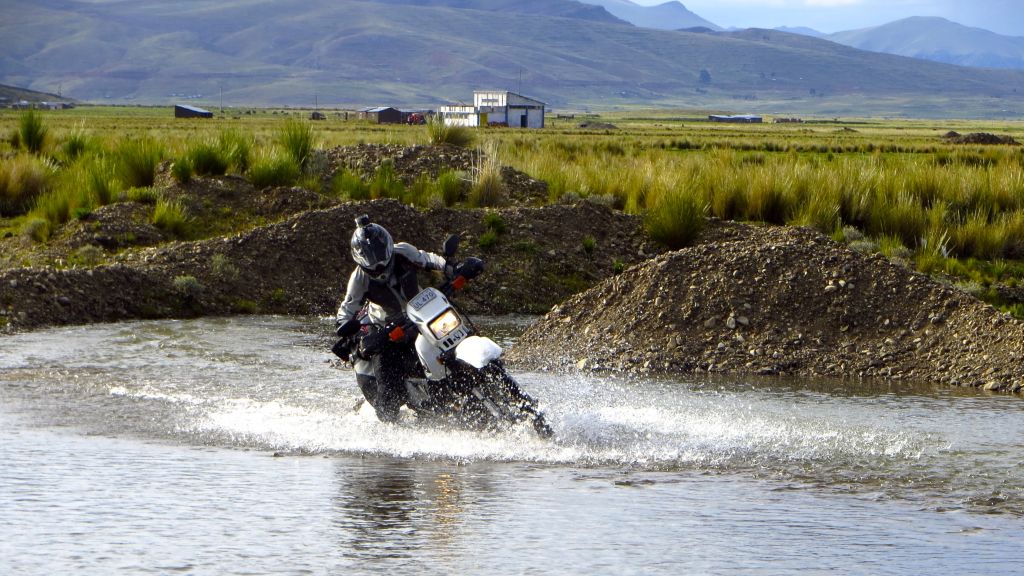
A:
473,90,546,106
175,104,212,114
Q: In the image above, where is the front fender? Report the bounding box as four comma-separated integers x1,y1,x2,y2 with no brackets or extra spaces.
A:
454,335,502,369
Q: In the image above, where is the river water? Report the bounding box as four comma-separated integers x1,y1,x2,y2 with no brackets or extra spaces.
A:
1,316,1022,575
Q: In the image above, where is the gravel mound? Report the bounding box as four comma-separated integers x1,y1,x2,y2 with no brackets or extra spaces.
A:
508,221,1024,393
943,132,1018,145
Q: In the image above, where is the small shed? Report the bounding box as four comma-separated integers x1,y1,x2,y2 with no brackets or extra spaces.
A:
175,104,213,119
709,114,762,124
359,107,403,124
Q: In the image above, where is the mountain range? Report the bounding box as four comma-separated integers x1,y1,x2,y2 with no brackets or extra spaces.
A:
827,17,1024,71
584,3,1024,71
581,0,719,31
3,0,1024,117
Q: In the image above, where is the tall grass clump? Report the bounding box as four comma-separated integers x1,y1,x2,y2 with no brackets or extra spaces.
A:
171,157,194,184
151,198,191,238
644,186,706,249
30,186,89,230
18,110,48,154
369,161,405,200
434,170,464,206
184,141,229,177
278,119,314,170
427,114,475,147
217,129,253,174
82,155,119,206
743,166,790,224
59,124,94,163
952,209,1008,259
468,143,505,207
868,191,928,250
23,155,122,235
115,137,163,188
247,147,300,188
331,168,370,200
0,154,54,216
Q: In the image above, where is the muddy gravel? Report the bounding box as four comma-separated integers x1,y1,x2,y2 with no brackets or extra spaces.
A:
0,199,653,331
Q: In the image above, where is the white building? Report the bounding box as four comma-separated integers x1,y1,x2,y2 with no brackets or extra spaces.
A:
439,90,545,129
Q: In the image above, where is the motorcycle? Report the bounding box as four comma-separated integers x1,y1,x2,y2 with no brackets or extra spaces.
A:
332,234,553,438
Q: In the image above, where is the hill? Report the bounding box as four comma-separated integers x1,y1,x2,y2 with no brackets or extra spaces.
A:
774,26,826,38
579,0,720,31
0,83,72,105
828,17,1024,70
3,1,1024,116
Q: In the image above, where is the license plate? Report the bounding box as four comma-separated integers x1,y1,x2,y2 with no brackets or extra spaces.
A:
410,289,437,311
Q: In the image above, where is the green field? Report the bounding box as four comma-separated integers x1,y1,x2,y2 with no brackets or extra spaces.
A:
3,105,1024,316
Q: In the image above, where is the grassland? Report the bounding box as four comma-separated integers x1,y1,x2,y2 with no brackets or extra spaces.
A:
2,105,1024,317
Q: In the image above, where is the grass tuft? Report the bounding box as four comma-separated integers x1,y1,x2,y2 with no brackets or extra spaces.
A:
468,143,505,207
645,186,706,250
115,137,163,188
18,110,48,154
151,198,191,237
185,141,229,177
0,154,54,216
247,148,300,188
278,119,315,170
217,129,253,174
427,114,475,147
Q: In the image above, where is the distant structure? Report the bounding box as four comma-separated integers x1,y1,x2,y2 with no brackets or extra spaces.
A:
359,106,403,124
709,114,762,124
439,90,545,128
175,104,213,118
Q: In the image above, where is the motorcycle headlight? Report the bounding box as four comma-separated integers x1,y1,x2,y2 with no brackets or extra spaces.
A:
428,309,461,339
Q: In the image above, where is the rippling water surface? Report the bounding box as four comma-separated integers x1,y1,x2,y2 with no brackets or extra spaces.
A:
1,316,1022,575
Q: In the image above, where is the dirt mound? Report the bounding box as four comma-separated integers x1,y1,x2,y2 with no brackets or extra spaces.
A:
60,202,166,251
507,221,1024,393
943,132,1018,145
578,121,618,130
322,144,548,205
0,199,654,331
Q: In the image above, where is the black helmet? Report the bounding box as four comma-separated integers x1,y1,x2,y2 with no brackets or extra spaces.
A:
350,215,394,276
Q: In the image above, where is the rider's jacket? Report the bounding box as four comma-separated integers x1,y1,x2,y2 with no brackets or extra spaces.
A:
336,242,446,326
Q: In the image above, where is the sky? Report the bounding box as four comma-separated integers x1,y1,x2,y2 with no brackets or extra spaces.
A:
630,0,1024,35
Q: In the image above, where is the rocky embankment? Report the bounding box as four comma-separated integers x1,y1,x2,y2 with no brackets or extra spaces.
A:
507,220,1024,393
0,199,654,331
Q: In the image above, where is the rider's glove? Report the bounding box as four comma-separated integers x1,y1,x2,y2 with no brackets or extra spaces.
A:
455,257,485,280
357,327,387,359
331,336,354,362
336,318,361,337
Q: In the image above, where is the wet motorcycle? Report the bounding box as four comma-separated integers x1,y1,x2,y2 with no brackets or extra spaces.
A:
333,235,553,438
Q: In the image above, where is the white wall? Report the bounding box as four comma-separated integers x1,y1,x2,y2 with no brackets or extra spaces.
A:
439,105,479,127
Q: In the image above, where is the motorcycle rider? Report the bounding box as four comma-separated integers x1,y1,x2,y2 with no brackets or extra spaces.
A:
335,214,448,422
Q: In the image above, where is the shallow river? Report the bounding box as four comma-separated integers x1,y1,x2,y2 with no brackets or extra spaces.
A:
1,316,1022,575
